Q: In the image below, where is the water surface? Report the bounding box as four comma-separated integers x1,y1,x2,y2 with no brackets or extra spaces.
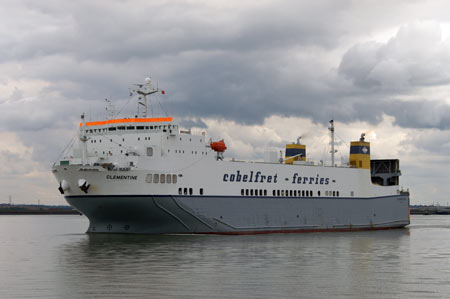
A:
1,215,449,298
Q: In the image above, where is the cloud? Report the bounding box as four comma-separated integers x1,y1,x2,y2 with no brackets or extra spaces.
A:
339,21,450,90
2,1,450,205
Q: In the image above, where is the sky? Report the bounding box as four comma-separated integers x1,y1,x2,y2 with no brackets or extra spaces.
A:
2,0,450,205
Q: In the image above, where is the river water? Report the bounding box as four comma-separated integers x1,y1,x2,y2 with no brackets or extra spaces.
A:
0,215,449,298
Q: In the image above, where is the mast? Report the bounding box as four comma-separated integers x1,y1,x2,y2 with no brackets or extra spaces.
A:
135,78,159,118
80,113,89,165
329,120,336,166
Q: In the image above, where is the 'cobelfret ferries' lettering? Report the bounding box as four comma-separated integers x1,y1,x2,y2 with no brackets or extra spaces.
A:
222,171,330,185
223,171,278,183
291,173,329,185
106,175,138,180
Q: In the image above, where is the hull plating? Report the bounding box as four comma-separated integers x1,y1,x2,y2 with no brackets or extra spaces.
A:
65,194,410,234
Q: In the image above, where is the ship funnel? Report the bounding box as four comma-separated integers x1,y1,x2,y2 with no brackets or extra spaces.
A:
285,137,306,164
349,133,370,169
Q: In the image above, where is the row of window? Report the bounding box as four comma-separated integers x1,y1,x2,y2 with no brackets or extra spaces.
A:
90,136,204,144
87,124,178,133
145,174,178,184
146,147,208,156
240,189,341,197
178,188,204,195
171,149,208,155
173,188,342,197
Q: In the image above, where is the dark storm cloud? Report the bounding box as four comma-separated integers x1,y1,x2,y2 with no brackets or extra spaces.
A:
3,1,450,134
8,1,352,64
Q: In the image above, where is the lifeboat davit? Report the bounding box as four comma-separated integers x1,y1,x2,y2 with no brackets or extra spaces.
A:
210,140,227,152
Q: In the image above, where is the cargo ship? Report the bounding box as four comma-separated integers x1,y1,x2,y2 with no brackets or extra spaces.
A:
52,78,410,234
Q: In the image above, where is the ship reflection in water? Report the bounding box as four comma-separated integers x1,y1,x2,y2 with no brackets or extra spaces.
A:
57,217,443,299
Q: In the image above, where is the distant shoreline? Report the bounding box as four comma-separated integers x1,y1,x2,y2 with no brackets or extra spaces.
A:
410,205,450,215
0,204,81,215
0,204,448,216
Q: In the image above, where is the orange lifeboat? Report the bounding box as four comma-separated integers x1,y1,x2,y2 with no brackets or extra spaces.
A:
210,140,227,152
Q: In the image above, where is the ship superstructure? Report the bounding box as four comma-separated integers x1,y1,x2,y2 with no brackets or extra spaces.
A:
52,78,410,234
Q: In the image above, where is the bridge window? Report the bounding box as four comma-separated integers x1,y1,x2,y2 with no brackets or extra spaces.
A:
145,174,152,183
166,174,171,184
153,174,159,183
172,174,177,184
160,175,165,184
